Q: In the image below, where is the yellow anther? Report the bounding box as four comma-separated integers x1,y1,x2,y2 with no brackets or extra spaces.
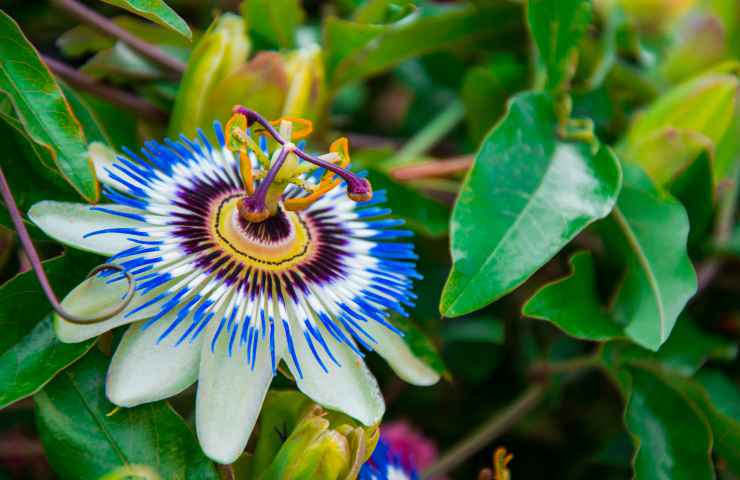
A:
284,137,351,212
270,116,313,140
493,447,513,480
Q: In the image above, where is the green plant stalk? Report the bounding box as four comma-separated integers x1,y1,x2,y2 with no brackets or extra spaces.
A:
390,99,465,167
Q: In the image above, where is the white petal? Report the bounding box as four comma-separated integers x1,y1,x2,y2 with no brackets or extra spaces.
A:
284,320,385,426
29,201,144,256
196,322,275,464
106,317,203,407
365,322,440,386
54,274,165,343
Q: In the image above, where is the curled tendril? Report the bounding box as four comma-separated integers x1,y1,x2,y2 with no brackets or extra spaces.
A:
0,167,136,325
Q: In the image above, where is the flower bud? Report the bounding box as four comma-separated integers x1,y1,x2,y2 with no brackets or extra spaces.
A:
618,0,696,32
661,14,728,83
168,13,250,138
249,391,378,480
622,71,738,184
282,45,327,121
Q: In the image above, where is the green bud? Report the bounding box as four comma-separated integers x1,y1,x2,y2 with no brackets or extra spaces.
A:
168,13,250,138
282,45,327,121
203,52,288,130
618,0,696,31
660,14,728,83
622,71,738,184
250,391,379,480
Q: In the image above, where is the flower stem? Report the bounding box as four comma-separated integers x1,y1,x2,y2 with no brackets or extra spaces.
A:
43,56,168,123
423,383,547,478
49,0,186,75
391,99,465,167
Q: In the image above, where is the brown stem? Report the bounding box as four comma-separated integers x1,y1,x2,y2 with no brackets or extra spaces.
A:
423,383,547,478
391,156,473,181
49,0,186,75
43,56,168,123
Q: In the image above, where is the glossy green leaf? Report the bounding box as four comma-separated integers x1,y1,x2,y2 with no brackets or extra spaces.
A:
240,0,305,49
61,83,112,146
624,365,715,480
523,251,623,341
0,11,97,202
323,3,521,89
527,0,592,91
440,92,622,317
0,251,99,409
601,317,736,376
35,350,219,480
99,0,192,40
606,165,696,351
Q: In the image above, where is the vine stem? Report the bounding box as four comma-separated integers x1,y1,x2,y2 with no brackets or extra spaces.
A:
49,0,186,75
43,56,168,123
423,382,547,478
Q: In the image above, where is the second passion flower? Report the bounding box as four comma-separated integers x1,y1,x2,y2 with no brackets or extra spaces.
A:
28,108,439,464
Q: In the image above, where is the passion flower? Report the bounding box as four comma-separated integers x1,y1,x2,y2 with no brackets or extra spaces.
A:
22,107,439,464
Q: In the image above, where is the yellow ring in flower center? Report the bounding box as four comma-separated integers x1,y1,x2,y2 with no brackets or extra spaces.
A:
212,194,313,271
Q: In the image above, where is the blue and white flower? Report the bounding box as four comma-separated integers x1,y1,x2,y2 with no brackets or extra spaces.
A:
28,110,439,464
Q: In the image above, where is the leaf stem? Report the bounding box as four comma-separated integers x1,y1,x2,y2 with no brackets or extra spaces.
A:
49,0,186,75
391,99,465,166
391,155,473,180
43,56,168,123
423,382,547,478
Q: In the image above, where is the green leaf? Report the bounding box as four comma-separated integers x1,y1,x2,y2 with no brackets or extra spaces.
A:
35,350,219,480
667,151,714,247
440,92,622,317
523,251,623,341
323,3,521,89
692,370,740,472
601,317,736,376
240,0,305,49
527,0,593,92
99,0,192,40
0,11,97,202
624,364,715,480
61,83,112,146
606,165,697,351
82,43,165,81
0,251,99,409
